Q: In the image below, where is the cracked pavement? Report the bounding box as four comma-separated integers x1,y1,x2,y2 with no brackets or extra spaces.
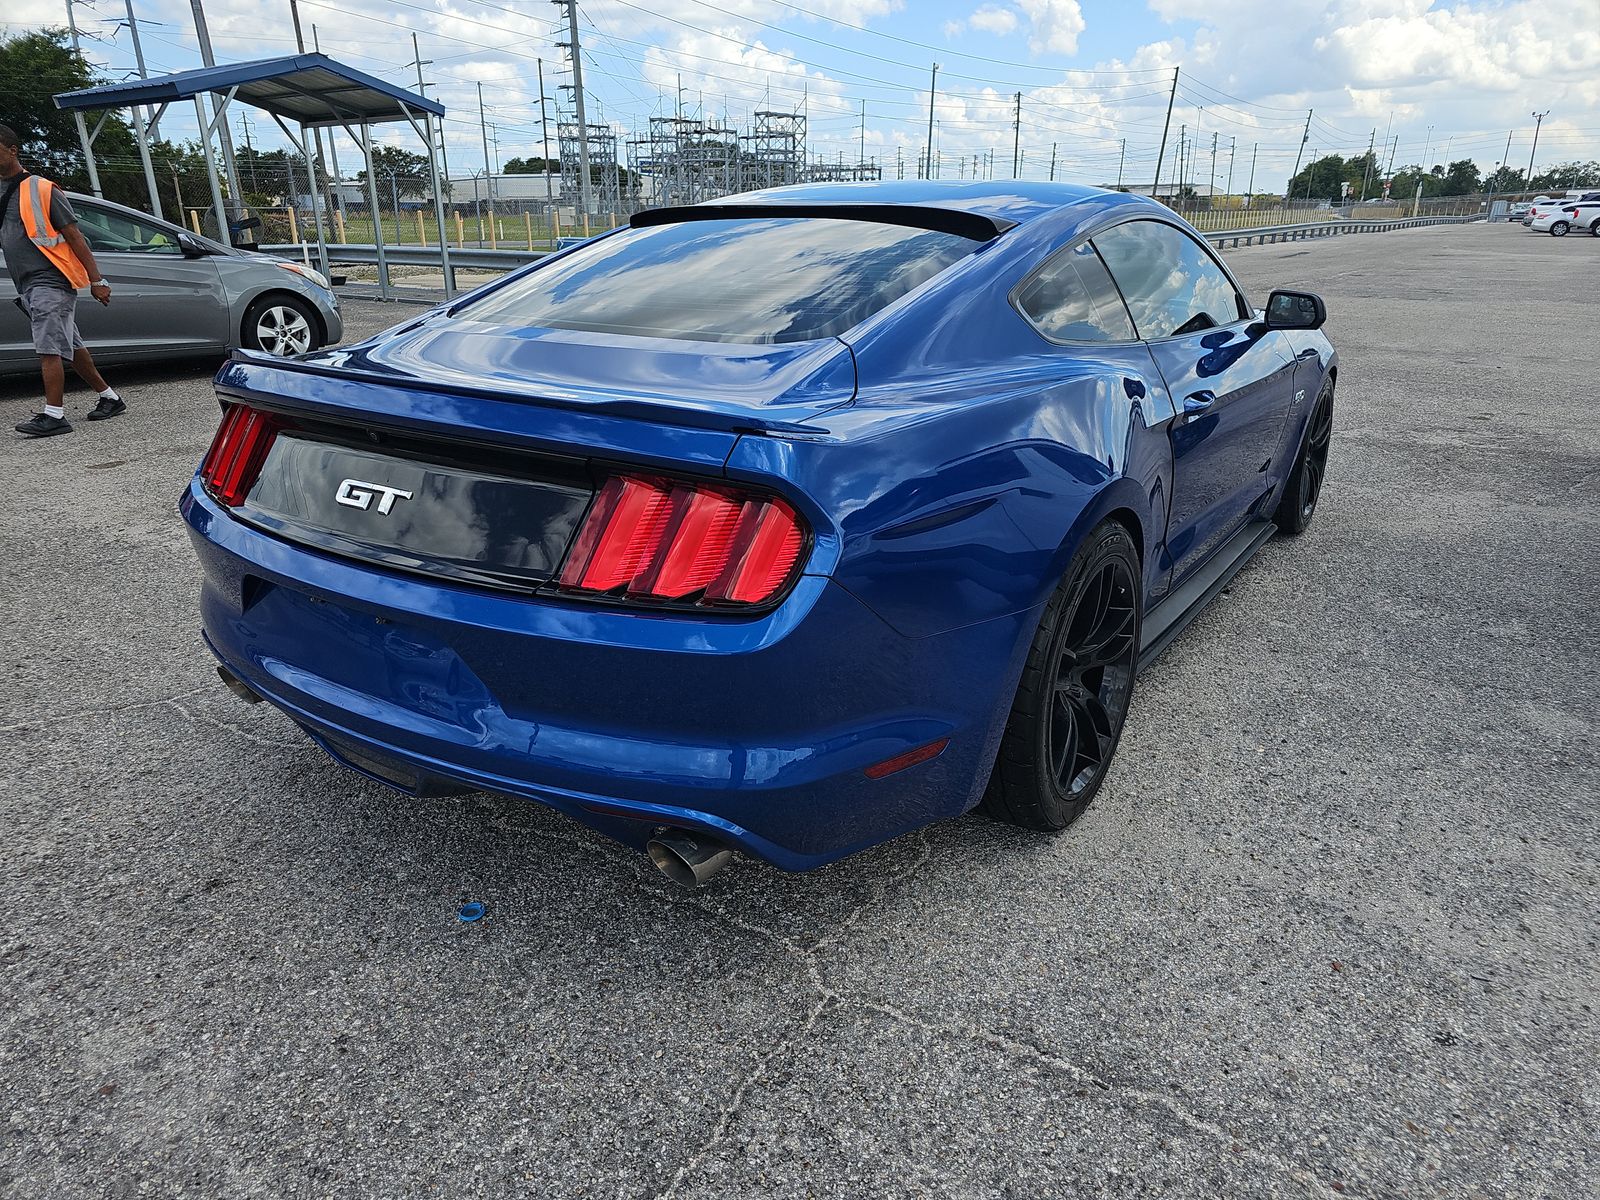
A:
2,224,1597,1198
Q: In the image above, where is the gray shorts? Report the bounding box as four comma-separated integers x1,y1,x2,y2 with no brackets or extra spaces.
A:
20,285,84,359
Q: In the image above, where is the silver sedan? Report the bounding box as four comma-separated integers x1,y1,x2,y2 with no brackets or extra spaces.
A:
1,193,342,374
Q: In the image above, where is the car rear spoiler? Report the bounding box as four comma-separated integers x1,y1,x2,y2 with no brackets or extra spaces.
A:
630,203,1018,243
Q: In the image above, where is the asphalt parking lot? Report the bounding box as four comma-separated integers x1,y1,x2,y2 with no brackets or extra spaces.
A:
2,223,1596,1199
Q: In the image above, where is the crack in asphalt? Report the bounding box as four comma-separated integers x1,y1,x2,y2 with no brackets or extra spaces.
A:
0,686,211,734
121,708,1320,1196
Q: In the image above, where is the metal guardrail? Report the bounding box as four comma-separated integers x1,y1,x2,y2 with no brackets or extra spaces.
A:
1201,214,1476,249
260,243,549,271
263,214,1480,276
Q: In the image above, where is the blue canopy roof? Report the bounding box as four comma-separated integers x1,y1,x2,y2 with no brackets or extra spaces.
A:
53,53,444,127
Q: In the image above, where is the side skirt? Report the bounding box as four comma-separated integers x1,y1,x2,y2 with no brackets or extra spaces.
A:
1137,519,1276,674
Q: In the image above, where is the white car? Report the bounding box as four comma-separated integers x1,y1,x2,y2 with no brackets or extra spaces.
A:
1530,200,1600,236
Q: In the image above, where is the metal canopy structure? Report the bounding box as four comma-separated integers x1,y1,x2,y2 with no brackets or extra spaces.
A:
54,53,456,297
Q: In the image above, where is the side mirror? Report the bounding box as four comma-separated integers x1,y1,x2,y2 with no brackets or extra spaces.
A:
177,233,208,258
1264,289,1327,330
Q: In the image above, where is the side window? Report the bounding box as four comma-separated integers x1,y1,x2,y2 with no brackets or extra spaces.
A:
74,205,181,255
1014,241,1136,343
1091,221,1245,340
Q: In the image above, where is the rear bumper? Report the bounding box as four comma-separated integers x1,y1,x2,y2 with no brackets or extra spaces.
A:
182,481,1033,870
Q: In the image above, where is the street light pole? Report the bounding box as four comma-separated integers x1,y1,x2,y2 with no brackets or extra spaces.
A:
1525,110,1549,191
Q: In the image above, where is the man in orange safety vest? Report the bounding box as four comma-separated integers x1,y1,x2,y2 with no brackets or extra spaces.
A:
1,123,124,437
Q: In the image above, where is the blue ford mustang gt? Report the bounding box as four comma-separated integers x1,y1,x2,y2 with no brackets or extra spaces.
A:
182,182,1335,884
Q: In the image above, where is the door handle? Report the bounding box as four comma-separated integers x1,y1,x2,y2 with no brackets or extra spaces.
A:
1180,390,1216,421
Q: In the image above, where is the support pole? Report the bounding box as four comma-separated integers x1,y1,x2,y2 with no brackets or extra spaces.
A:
1116,138,1125,190
1049,142,1057,183
403,101,455,298
72,111,103,197
194,95,228,240
1525,110,1548,191
923,62,939,180
357,123,392,300
131,105,163,220
122,0,161,141
189,0,245,231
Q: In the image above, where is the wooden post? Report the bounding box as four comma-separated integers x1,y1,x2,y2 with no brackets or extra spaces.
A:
189,209,203,236
524,212,533,250
582,211,590,238
552,208,561,248
285,206,298,243
334,209,347,243
417,210,427,245
454,211,465,248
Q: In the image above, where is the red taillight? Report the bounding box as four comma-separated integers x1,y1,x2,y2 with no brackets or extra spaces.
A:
200,403,283,507
559,474,807,608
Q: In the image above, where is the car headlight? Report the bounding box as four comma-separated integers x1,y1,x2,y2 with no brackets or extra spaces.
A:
277,261,331,291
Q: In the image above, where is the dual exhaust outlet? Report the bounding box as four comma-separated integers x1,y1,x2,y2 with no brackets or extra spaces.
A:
217,665,733,886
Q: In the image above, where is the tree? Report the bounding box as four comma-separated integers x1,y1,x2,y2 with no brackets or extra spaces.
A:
1482,165,1525,194
1440,159,1481,195
357,144,431,196
1529,160,1600,190
502,155,556,174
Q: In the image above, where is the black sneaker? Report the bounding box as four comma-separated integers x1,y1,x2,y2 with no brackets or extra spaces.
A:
15,412,73,437
86,395,126,421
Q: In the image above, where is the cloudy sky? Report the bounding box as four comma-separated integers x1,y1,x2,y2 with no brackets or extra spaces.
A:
6,0,1597,189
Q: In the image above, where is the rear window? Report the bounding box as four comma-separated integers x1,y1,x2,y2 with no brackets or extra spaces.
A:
457,217,981,344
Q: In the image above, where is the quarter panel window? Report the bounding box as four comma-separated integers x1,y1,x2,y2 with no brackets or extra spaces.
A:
1092,221,1244,340
1015,241,1135,343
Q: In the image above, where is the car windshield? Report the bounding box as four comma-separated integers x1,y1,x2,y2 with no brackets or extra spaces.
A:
457,216,982,344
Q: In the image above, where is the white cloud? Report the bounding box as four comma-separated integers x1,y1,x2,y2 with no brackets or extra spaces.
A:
970,7,1021,36
1016,0,1085,56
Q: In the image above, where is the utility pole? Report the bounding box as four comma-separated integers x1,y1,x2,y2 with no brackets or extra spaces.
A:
1247,142,1258,201
1226,136,1236,198
121,0,161,140
310,25,346,218
924,62,939,180
1525,110,1549,191
414,33,448,190
1151,67,1178,202
65,0,82,53
1359,128,1377,201
1286,108,1312,201
192,0,245,222
1116,138,1125,190
1049,141,1057,183
1177,124,1186,206
537,57,552,194
1209,131,1218,203
1011,92,1022,178
477,82,496,237
859,99,865,167
555,0,594,214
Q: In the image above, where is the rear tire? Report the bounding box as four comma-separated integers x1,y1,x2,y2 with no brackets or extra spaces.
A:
1551,221,1569,237
1274,380,1334,535
980,522,1141,831
242,294,321,356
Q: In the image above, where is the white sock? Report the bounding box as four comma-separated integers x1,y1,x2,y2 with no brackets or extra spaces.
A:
99,387,118,400
44,404,66,419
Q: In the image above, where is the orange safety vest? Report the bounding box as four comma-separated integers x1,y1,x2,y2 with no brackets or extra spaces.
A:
17,175,91,290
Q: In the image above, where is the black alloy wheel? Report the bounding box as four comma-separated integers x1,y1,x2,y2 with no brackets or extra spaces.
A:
982,522,1141,831
1274,381,1334,535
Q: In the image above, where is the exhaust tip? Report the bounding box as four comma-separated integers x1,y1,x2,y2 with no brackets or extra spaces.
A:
647,830,732,887
216,664,263,704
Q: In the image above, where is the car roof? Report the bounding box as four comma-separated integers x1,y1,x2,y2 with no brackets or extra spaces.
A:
718,180,1151,230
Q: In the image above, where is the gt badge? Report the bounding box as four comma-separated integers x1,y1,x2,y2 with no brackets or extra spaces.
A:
335,478,413,515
